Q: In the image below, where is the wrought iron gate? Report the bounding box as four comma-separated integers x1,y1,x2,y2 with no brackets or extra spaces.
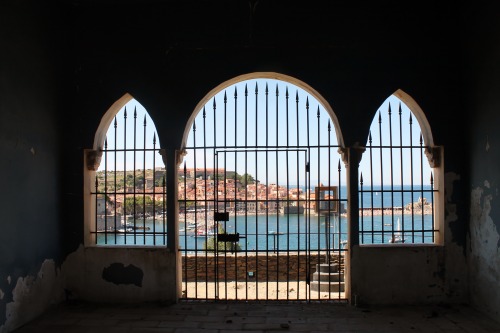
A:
179,79,347,301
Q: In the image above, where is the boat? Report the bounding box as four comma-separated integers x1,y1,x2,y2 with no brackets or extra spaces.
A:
389,218,405,243
192,227,216,237
117,227,134,233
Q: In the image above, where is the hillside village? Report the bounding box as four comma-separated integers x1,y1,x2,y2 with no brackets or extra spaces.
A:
95,167,333,220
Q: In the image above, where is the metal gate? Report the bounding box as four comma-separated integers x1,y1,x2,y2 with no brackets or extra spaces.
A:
179,79,347,301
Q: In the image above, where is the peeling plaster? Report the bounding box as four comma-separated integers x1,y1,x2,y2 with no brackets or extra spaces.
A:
470,186,500,257
0,260,64,333
102,263,143,287
469,185,500,321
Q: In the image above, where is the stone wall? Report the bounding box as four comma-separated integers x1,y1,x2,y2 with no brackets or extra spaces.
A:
182,252,344,282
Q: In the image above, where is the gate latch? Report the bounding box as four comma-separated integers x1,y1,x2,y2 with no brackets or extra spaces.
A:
217,233,242,242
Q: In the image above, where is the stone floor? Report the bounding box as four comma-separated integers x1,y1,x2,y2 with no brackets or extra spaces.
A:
13,301,500,333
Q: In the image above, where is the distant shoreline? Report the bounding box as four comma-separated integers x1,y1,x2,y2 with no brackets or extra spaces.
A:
179,207,432,224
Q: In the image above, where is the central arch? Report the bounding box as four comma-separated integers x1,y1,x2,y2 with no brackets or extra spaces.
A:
178,73,348,301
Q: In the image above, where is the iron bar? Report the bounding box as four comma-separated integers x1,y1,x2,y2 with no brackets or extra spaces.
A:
306,96,311,301
369,131,374,243
152,133,156,245
123,109,128,245
244,84,249,301
378,112,385,243
234,87,239,300
265,83,269,300
410,114,415,243
133,108,137,244
193,120,198,298
255,81,259,300
275,84,279,299
142,115,147,245
286,86,290,300
316,106,321,301
104,138,109,243
295,89,301,300
399,103,405,240
420,133,425,242
388,104,395,239
431,173,435,242
203,106,208,300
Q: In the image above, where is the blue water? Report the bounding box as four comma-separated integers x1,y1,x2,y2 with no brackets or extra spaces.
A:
96,185,435,247
180,213,347,253
96,211,434,248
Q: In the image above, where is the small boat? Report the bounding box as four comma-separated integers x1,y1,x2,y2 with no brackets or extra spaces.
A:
117,227,134,233
389,218,405,243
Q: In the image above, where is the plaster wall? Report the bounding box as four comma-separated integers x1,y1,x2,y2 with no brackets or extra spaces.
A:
469,186,500,320
350,244,467,305
62,246,180,303
463,2,500,323
0,1,70,331
350,171,467,305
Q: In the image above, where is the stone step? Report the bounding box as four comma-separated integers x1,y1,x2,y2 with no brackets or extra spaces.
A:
310,281,345,292
315,263,339,273
312,272,344,282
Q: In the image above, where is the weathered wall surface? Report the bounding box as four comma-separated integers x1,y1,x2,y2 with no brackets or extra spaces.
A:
464,3,500,323
469,186,500,320
62,246,179,303
0,1,70,332
0,260,64,333
351,246,446,305
350,244,467,305
350,172,468,305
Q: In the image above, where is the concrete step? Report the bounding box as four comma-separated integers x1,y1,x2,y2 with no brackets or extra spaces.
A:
315,263,339,273
312,272,344,282
310,281,345,292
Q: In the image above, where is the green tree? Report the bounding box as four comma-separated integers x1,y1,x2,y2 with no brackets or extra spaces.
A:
123,196,154,215
239,173,255,186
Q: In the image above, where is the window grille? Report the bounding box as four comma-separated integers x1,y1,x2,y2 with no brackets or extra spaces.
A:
179,78,347,301
359,97,438,244
91,100,167,245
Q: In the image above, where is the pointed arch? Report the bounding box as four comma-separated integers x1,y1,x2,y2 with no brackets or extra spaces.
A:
358,91,443,245
85,94,167,246
93,93,134,150
393,89,434,147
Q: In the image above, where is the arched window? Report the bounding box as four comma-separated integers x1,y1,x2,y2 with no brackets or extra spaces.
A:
178,74,348,301
85,95,167,246
358,92,443,245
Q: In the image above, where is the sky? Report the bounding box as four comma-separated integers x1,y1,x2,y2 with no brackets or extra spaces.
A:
98,79,432,187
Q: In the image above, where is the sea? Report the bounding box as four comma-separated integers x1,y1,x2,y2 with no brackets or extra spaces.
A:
96,185,435,248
